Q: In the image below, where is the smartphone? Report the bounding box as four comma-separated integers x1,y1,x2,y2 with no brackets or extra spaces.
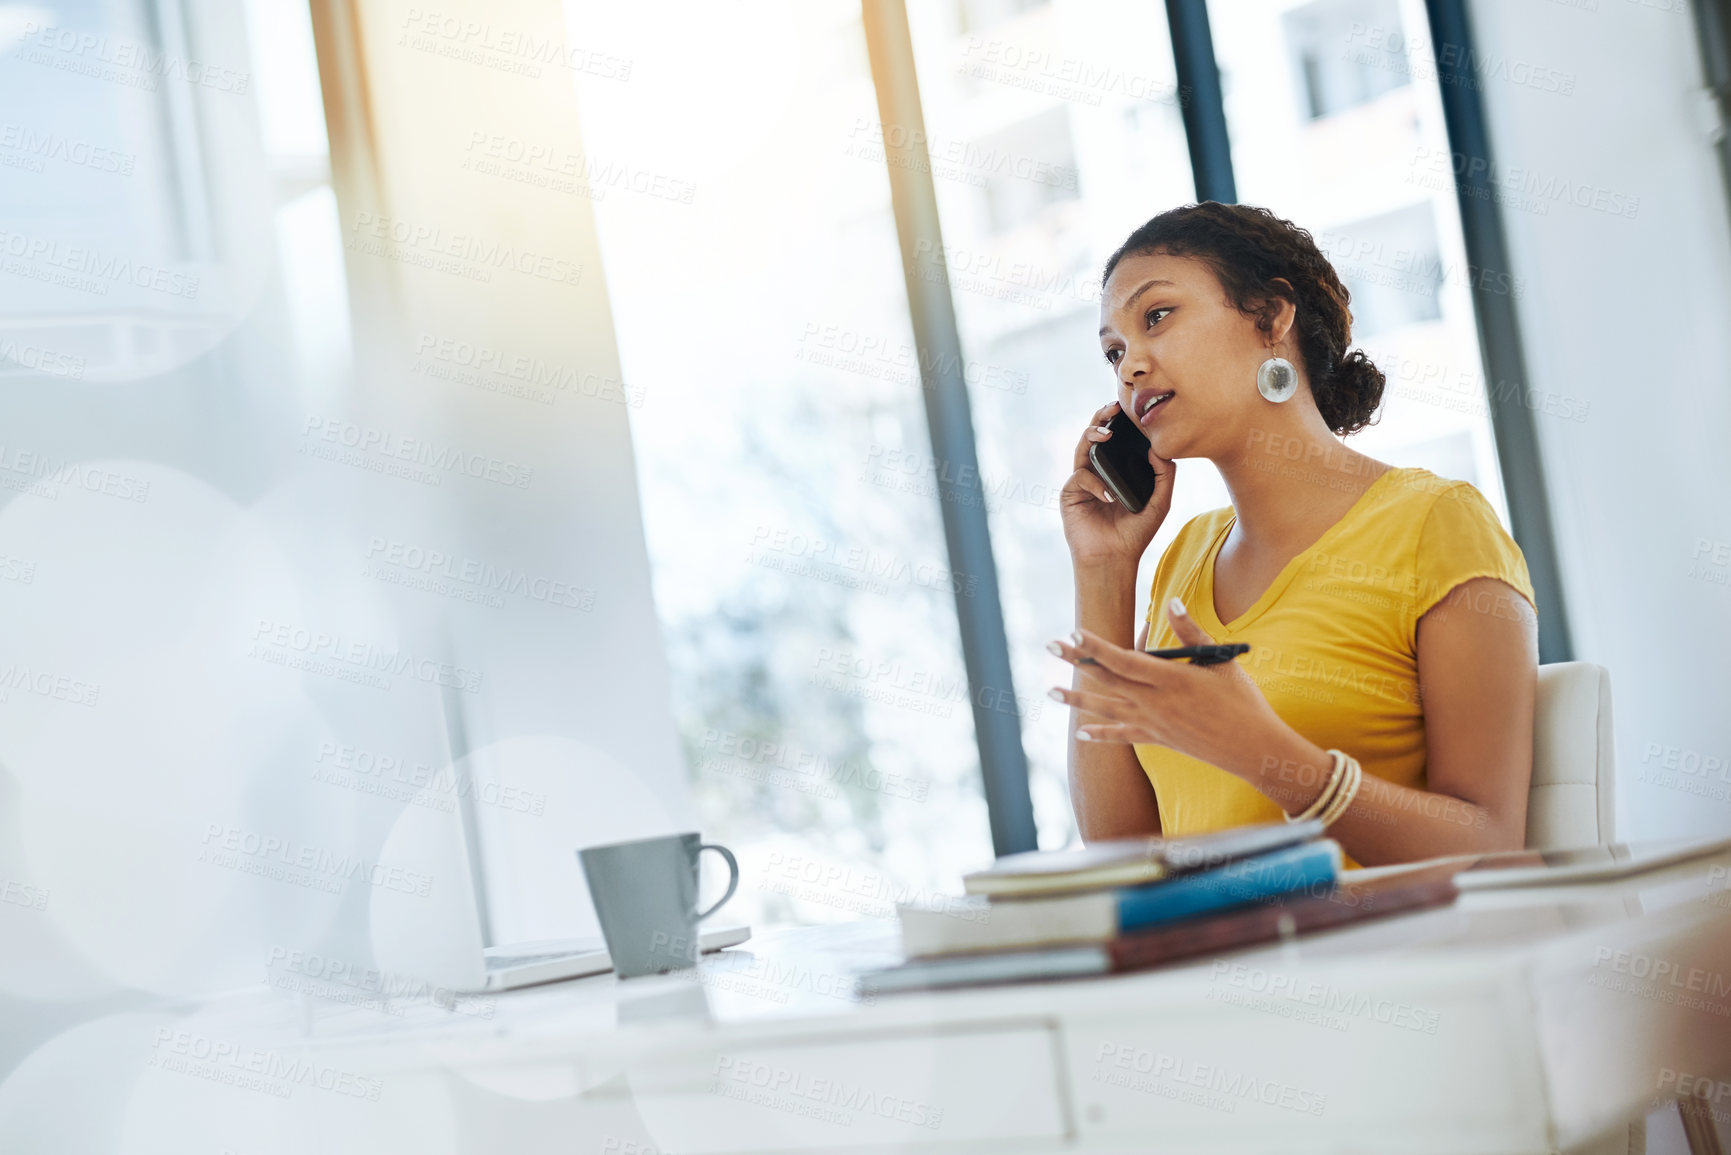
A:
1078,644,1249,667
1086,405,1157,513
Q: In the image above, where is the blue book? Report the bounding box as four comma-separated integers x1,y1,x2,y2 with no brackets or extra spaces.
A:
897,839,1343,958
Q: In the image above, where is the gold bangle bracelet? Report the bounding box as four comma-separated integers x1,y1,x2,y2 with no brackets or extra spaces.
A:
1286,749,1345,824
1317,753,1363,828
1317,757,1359,828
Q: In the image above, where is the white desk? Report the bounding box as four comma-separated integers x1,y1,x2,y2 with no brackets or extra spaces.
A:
116,849,1731,1155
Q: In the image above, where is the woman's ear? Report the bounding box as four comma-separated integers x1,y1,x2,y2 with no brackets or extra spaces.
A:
1261,278,1298,347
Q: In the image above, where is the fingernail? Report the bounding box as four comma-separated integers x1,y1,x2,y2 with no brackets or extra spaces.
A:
1069,631,1082,645
1076,729,1095,741
1102,490,1115,503
1095,425,1112,434
1168,597,1187,617
1046,640,1063,656
1047,688,1064,701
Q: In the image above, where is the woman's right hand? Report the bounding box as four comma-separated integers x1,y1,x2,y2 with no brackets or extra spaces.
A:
1060,400,1176,571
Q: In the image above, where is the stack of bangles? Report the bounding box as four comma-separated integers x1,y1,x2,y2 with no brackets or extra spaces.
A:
1284,748,1364,828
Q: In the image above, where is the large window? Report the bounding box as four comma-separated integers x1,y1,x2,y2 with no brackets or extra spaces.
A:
901,0,1220,849
564,0,997,923
1208,0,1512,516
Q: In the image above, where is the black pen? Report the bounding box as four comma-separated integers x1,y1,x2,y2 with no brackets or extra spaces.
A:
1076,643,1250,667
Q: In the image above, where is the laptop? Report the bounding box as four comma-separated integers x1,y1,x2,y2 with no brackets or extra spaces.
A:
1348,834,1731,893
479,926,751,992
364,678,750,995
1449,834,1731,891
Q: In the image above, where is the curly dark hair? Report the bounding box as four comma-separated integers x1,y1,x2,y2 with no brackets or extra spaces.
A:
1101,202,1385,435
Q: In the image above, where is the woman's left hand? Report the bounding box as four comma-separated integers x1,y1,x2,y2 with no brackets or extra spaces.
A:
1049,598,1292,780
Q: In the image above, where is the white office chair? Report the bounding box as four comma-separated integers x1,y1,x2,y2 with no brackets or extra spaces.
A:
1526,661,1618,850
1525,666,1721,1155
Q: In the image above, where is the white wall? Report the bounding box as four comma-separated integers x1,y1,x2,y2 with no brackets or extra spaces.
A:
1469,0,1731,842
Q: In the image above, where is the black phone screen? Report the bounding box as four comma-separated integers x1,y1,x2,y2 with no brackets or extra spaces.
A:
1088,406,1157,513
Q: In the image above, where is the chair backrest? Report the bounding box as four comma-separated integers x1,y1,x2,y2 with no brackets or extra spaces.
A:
1526,662,1617,849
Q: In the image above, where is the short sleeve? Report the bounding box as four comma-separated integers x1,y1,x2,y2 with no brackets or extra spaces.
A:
1410,482,1537,631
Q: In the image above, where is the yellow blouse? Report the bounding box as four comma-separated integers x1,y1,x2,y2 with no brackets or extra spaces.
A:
1133,467,1536,869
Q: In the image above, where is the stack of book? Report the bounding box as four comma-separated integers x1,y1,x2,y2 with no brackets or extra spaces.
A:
857,819,1461,995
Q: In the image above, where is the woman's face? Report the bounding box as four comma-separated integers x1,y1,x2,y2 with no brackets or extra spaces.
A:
1098,250,1295,461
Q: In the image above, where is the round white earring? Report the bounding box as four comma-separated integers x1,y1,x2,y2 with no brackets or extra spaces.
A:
1257,355,1297,403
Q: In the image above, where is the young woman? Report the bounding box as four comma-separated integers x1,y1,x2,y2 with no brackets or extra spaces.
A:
1049,202,1538,868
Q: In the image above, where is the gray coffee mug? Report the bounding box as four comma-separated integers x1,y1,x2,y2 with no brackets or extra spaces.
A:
578,832,739,978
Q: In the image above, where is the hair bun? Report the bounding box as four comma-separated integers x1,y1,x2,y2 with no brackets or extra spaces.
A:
1324,349,1385,435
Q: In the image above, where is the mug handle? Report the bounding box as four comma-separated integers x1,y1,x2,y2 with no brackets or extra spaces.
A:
695,843,739,920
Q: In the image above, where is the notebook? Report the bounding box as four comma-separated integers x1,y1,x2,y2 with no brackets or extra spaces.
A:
901,839,1342,958
962,819,1325,899
858,861,1460,995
